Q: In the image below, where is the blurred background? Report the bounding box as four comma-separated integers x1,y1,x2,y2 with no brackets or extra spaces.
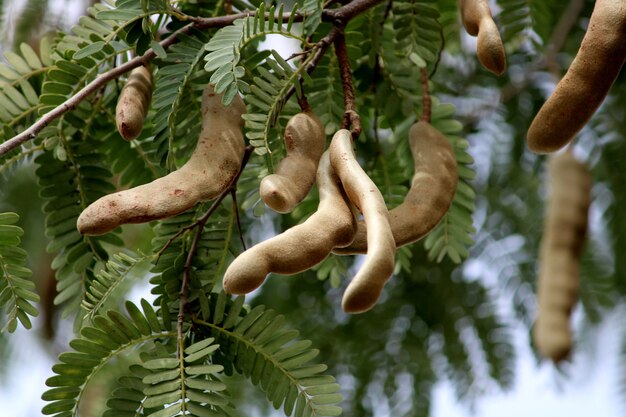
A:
1,0,626,416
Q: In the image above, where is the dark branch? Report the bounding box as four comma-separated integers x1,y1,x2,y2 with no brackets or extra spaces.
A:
420,67,431,122
230,189,247,251
334,30,361,139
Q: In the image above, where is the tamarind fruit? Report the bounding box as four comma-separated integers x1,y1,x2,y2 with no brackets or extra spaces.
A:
115,65,153,141
533,151,591,362
222,151,357,294
334,121,457,254
527,0,626,153
260,110,326,213
459,0,507,75
77,84,246,235
329,129,396,313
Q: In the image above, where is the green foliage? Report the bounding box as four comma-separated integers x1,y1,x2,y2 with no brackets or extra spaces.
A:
42,300,175,417
82,252,148,321
151,30,209,168
139,338,231,416
0,40,50,152
35,137,123,317
0,212,39,332
198,292,344,417
243,52,305,157
204,3,306,105
391,0,442,70
43,292,341,417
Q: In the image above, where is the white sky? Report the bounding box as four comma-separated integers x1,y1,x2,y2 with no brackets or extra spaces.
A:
432,312,622,417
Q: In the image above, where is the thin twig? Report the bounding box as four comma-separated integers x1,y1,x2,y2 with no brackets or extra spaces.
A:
334,30,361,139
230,189,247,251
297,94,311,112
420,67,431,122
177,146,254,350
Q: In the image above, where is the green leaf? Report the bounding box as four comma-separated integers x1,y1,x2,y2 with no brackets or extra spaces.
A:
73,41,105,60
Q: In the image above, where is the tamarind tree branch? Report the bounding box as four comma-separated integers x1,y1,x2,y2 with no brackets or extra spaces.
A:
230,189,247,251
420,67,432,122
178,145,254,351
0,0,384,158
334,30,361,139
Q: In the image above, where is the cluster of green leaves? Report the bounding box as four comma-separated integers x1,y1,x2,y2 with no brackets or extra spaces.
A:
42,292,342,417
0,212,38,332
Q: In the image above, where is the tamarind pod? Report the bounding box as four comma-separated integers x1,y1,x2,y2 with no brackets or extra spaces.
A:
533,151,591,362
334,121,457,255
527,0,626,153
115,65,153,141
77,84,246,235
329,129,396,313
459,0,506,75
222,151,357,295
260,110,326,213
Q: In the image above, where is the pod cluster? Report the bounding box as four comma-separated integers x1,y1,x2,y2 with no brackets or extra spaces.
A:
225,122,458,313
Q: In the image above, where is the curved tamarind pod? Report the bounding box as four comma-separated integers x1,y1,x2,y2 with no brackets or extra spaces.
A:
260,110,326,213
329,129,396,313
223,151,357,294
77,85,246,235
533,151,591,362
115,65,153,140
334,121,457,255
527,0,626,153
459,0,506,75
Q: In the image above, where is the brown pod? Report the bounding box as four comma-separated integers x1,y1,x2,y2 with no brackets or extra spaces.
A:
527,0,626,153
260,110,326,213
223,151,357,294
533,151,591,362
334,121,457,254
329,129,396,313
77,84,246,235
459,0,506,75
116,65,153,140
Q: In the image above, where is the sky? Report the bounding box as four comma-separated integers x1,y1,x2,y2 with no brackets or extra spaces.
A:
431,311,623,417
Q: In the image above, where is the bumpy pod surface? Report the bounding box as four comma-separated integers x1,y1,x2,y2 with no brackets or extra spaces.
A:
260,110,326,213
77,85,246,235
115,65,153,140
527,0,626,153
329,129,396,313
533,151,591,362
334,121,457,254
223,152,357,294
459,0,506,75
